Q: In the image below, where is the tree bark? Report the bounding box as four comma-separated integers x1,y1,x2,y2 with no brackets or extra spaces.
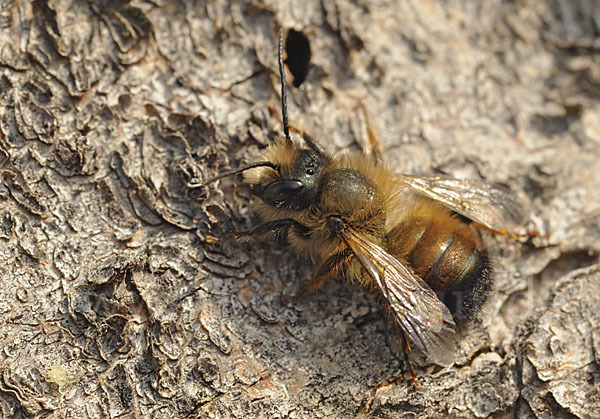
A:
0,0,599,417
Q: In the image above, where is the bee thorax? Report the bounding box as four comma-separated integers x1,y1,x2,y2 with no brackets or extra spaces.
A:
319,169,380,214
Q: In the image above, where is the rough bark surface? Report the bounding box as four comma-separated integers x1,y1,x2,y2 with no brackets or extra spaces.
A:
0,1,599,418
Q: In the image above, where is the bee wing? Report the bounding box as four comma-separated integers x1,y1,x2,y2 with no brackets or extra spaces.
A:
396,174,528,233
339,226,456,366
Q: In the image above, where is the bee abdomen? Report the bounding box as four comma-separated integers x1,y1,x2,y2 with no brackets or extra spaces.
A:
385,213,493,327
439,250,492,326
420,232,492,326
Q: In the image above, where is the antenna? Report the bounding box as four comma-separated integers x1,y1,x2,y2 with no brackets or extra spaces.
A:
278,29,292,143
277,29,326,157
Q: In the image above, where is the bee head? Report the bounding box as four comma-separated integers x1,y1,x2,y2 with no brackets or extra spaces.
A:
244,141,325,211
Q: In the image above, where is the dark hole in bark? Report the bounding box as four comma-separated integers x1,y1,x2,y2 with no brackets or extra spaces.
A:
285,29,311,88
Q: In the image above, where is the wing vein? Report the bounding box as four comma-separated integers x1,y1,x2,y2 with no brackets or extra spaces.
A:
338,223,456,365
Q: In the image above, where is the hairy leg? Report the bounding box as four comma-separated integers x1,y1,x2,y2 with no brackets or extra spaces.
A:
282,249,354,303
357,101,384,164
206,218,309,243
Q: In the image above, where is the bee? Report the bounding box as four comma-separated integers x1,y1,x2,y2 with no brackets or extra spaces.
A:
200,30,529,377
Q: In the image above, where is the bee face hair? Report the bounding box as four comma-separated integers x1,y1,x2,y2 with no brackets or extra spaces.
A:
261,149,324,211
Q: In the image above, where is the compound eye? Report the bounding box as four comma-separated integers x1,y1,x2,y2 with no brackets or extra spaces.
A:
262,180,304,205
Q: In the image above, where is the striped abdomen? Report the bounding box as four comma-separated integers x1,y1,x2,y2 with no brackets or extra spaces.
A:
384,201,492,326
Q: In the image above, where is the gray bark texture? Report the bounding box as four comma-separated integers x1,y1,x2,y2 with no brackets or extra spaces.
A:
0,0,599,418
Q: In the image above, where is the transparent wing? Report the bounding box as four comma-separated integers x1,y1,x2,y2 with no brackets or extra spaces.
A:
396,174,528,233
339,226,456,366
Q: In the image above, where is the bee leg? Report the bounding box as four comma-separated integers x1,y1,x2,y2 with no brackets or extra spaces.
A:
362,332,422,413
206,219,308,244
357,101,384,164
281,250,353,303
471,222,539,241
400,332,421,387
